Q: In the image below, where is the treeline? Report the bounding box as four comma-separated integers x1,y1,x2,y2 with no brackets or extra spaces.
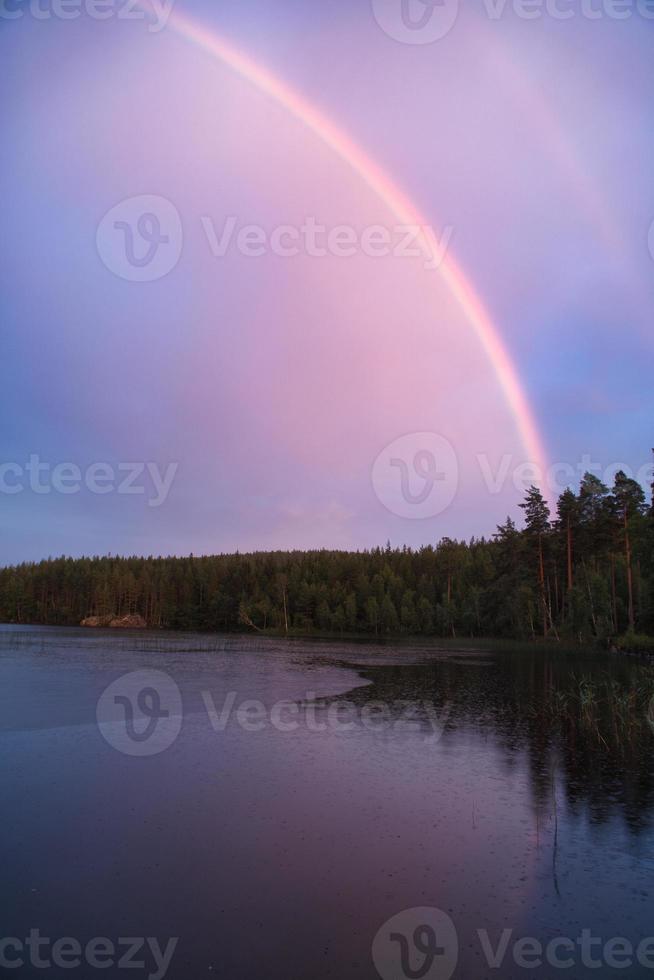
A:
1,470,653,641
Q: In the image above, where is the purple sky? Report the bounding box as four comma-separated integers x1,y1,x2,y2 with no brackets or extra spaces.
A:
1,0,653,563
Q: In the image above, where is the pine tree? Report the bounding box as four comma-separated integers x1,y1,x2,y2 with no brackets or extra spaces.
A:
519,487,552,637
613,471,646,633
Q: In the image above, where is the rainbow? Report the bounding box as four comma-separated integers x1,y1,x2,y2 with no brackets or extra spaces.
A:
144,4,549,485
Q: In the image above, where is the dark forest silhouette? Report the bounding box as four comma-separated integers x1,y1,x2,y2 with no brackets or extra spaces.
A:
2,471,653,642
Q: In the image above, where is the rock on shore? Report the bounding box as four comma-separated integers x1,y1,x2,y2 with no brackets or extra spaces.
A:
80,614,148,629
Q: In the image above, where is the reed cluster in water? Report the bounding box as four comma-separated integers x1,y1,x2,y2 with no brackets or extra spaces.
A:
533,667,654,745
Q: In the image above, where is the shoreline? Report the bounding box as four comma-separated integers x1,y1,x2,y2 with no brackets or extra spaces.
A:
0,620,636,657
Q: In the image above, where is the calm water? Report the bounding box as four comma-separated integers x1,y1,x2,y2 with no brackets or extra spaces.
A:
2,625,654,979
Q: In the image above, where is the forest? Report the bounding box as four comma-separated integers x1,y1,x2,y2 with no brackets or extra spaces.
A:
1,470,653,645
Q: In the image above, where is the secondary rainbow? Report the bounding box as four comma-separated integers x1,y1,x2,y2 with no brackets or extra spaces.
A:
147,4,550,483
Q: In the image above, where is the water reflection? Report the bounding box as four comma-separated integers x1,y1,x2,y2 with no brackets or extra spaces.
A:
3,628,654,978
327,649,654,835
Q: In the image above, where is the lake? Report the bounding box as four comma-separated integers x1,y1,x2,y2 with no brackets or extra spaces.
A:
2,625,654,979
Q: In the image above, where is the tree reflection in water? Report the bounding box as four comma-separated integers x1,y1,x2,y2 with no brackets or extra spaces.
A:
329,648,654,835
